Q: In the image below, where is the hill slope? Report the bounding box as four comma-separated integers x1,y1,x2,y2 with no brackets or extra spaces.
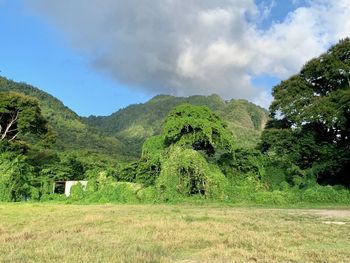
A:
85,94,269,156
0,76,129,160
1,76,268,159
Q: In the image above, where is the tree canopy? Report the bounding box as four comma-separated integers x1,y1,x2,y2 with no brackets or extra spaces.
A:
262,38,350,187
120,104,235,198
0,92,48,143
162,103,235,156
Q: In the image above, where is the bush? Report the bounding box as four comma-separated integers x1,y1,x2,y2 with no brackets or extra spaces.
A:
302,185,350,203
251,190,300,205
137,187,157,203
29,187,40,201
40,193,67,202
82,181,142,203
70,183,87,201
156,147,229,201
226,173,266,202
0,154,32,201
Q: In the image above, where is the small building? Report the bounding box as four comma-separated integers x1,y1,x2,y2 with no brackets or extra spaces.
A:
53,181,88,197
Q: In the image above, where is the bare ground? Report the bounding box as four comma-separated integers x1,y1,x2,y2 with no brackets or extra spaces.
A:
306,209,350,218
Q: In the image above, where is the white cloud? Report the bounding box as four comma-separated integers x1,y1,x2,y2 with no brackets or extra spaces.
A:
27,0,350,108
198,8,233,27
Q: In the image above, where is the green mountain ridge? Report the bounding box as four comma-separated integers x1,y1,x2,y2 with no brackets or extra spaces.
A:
85,94,269,156
1,76,268,160
0,76,129,161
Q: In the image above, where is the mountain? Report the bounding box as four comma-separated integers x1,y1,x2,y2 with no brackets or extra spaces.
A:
1,76,268,160
85,94,269,156
0,76,130,161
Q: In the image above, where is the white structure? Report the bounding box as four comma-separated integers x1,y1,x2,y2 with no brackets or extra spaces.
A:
53,181,88,197
64,181,88,196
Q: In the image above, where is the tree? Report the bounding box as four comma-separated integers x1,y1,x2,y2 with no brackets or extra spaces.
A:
262,38,350,187
163,103,235,156
0,92,48,143
120,104,234,199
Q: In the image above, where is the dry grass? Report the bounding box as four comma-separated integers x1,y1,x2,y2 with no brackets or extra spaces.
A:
0,203,349,262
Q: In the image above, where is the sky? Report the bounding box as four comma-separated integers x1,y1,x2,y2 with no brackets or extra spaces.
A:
0,0,349,116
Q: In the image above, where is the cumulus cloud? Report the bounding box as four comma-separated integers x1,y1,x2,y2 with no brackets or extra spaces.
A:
27,0,350,107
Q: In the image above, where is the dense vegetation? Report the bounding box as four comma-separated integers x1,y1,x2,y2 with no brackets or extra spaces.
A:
261,38,350,188
0,39,349,204
85,94,268,156
0,77,129,161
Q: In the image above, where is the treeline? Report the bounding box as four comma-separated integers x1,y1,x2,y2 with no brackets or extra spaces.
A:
0,39,349,204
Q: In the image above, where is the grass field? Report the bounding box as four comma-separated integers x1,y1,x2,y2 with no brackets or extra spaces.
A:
0,204,349,262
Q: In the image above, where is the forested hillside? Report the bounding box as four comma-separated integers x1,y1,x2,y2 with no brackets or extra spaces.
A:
85,94,268,156
0,39,349,203
0,77,268,160
0,77,129,160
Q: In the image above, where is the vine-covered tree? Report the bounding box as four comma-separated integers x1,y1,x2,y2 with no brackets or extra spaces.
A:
162,103,235,156
261,38,350,187
120,104,234,198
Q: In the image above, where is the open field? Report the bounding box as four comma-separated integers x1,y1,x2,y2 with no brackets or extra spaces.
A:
0,204,349,263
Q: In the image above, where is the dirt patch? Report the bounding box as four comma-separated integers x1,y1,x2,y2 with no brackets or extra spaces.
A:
3,232,36,243
323,221,346,225
307,209,350,218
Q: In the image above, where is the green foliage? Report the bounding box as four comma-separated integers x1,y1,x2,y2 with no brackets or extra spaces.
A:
221,148,267,180
35,152,86,185
142,135,164,161
0,92,48,143
117,104,236,201
0,153,33,201
0,76,130,161
85,94,268,157
250,190,299,205
156,147,229,201
262,38,350,187
29,187,40,201
70,183,87,201
225,175,350,205
82,181,142,203
136,186,157,203
302,185,350,203
226,173,266,202
163,104,234,156
64,171,143,203
2,50,350,205
40,193,67,202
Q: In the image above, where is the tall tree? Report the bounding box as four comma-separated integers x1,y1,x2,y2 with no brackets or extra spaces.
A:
120,104,234,197
261,38,350,186
0,92,48,143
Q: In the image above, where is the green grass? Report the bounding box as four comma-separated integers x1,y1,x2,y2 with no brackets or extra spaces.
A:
0,203,349,262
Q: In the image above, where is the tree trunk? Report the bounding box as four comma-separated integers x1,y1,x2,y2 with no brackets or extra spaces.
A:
0,111,19,141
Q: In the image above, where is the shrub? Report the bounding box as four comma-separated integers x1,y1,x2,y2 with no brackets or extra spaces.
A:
251,190,300,205
302,185,350,203
0,154,32,201
40,193,67,202
156,147,229,201
83,181,142,203
226,173,266,202
29,187,40,201
137,187,157,203
70,183,86,201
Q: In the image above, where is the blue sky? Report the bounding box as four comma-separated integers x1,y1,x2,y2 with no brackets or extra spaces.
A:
0,0,348,116
0,0,149,116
